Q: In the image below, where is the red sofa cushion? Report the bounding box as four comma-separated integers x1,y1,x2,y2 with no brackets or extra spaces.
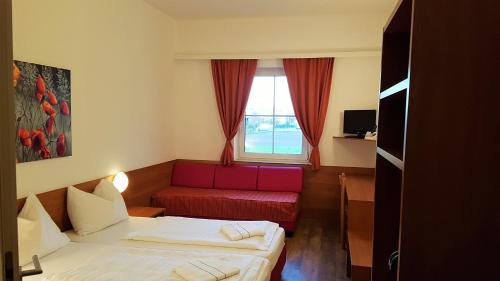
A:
170,162,215,189
257,166,303,193
152,187,300,229
214,165,258,190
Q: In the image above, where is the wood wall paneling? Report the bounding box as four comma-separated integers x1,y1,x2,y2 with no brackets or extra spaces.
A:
121,161,175,207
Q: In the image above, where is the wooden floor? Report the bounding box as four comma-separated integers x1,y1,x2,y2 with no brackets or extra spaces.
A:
281,209,349,281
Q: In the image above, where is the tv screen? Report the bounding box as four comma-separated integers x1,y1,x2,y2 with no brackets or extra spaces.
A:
343,110,377,135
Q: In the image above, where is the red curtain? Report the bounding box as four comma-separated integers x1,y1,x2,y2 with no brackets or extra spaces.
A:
283,58,334,170
211,59,258,166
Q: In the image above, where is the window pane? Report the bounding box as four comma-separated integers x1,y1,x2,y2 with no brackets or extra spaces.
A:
244,116,273,154
274,76,295,116
246,77,274,115
274,117,303,154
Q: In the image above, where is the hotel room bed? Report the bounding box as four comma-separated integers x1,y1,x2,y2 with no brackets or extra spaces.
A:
17,181,286,281
23,242,271,281
64,216,286,270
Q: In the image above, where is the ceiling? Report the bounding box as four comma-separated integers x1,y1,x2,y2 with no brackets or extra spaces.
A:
145,0,398,20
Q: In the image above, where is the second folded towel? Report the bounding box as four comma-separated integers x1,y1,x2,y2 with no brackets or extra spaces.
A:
175,259,240,281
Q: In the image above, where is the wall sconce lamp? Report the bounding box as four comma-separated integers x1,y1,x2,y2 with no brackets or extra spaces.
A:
113,172,129,193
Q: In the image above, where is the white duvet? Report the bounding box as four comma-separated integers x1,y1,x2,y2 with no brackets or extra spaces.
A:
65,217,285,270
33,243,269,281
128,217,279,251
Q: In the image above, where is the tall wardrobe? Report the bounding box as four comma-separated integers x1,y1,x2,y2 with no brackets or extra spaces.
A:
372,0,500,280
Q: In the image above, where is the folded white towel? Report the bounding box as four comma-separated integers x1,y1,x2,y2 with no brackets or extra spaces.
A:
175,259,240,281
221,223,266,241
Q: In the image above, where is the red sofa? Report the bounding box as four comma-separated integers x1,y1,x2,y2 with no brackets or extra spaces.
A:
152,162,303,231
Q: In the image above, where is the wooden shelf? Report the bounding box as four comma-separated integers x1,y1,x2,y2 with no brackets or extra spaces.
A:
380,0,412,92
373,1,411,280
333,136,377,142
377,147,404,170
377,90,407,158
384,0,412,33
373,153,403,281
380,78,409,99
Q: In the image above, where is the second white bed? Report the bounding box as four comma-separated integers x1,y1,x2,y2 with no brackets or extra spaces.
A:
23,242,270,281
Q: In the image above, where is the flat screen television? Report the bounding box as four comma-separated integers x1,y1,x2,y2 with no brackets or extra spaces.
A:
343,110,377,137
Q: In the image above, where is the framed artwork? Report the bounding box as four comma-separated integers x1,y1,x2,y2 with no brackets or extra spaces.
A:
13,60,71,163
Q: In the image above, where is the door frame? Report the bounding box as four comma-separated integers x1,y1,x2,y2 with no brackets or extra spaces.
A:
0,0,20,280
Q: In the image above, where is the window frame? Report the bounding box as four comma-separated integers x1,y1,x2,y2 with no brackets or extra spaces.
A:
235,68,309,163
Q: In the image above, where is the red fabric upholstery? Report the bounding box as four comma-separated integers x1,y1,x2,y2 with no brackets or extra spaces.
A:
158,162,303,231
152,187,300,230
257,166,303,193
214,165,258,190
170,162,215,189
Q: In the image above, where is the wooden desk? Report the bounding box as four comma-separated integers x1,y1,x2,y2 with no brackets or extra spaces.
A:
348,230,373,281
341,173,375,281
345,175,375,203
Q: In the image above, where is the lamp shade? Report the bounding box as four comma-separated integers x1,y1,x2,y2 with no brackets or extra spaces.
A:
113,172,129,193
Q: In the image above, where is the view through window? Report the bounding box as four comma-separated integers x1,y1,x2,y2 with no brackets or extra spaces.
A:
242,74,305,158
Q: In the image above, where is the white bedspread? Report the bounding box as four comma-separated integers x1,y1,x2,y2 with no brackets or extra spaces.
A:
128,217,279,251
24,243,269,281
65,217,285,269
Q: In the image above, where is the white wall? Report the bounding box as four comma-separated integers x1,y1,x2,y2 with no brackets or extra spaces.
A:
13,0,177,197
175,14,386,57
321,57,379,167
171,60,226,160
171,15,384,168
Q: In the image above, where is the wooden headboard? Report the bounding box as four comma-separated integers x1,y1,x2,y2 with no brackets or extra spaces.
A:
16,161,174,232
17,179,101,232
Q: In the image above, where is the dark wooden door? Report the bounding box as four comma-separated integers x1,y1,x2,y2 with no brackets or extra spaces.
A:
0,0,20,280
398,1,500,280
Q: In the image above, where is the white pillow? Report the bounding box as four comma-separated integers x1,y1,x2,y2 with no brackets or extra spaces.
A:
93,179,128,219
17,194,70,266
67,180,128,236
17,217,40,266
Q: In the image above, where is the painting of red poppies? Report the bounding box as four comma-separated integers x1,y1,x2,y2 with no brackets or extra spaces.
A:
13,60,71,163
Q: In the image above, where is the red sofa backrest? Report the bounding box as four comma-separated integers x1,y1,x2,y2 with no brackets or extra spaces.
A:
171,162,215,188
257,166,304,193
171,162,303,193
214,165,258,191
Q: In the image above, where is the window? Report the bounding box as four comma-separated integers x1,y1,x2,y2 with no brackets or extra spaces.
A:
236,68,308,162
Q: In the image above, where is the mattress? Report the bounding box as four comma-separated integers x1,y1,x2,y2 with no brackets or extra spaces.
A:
65,216,285,269
22,242,270,281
